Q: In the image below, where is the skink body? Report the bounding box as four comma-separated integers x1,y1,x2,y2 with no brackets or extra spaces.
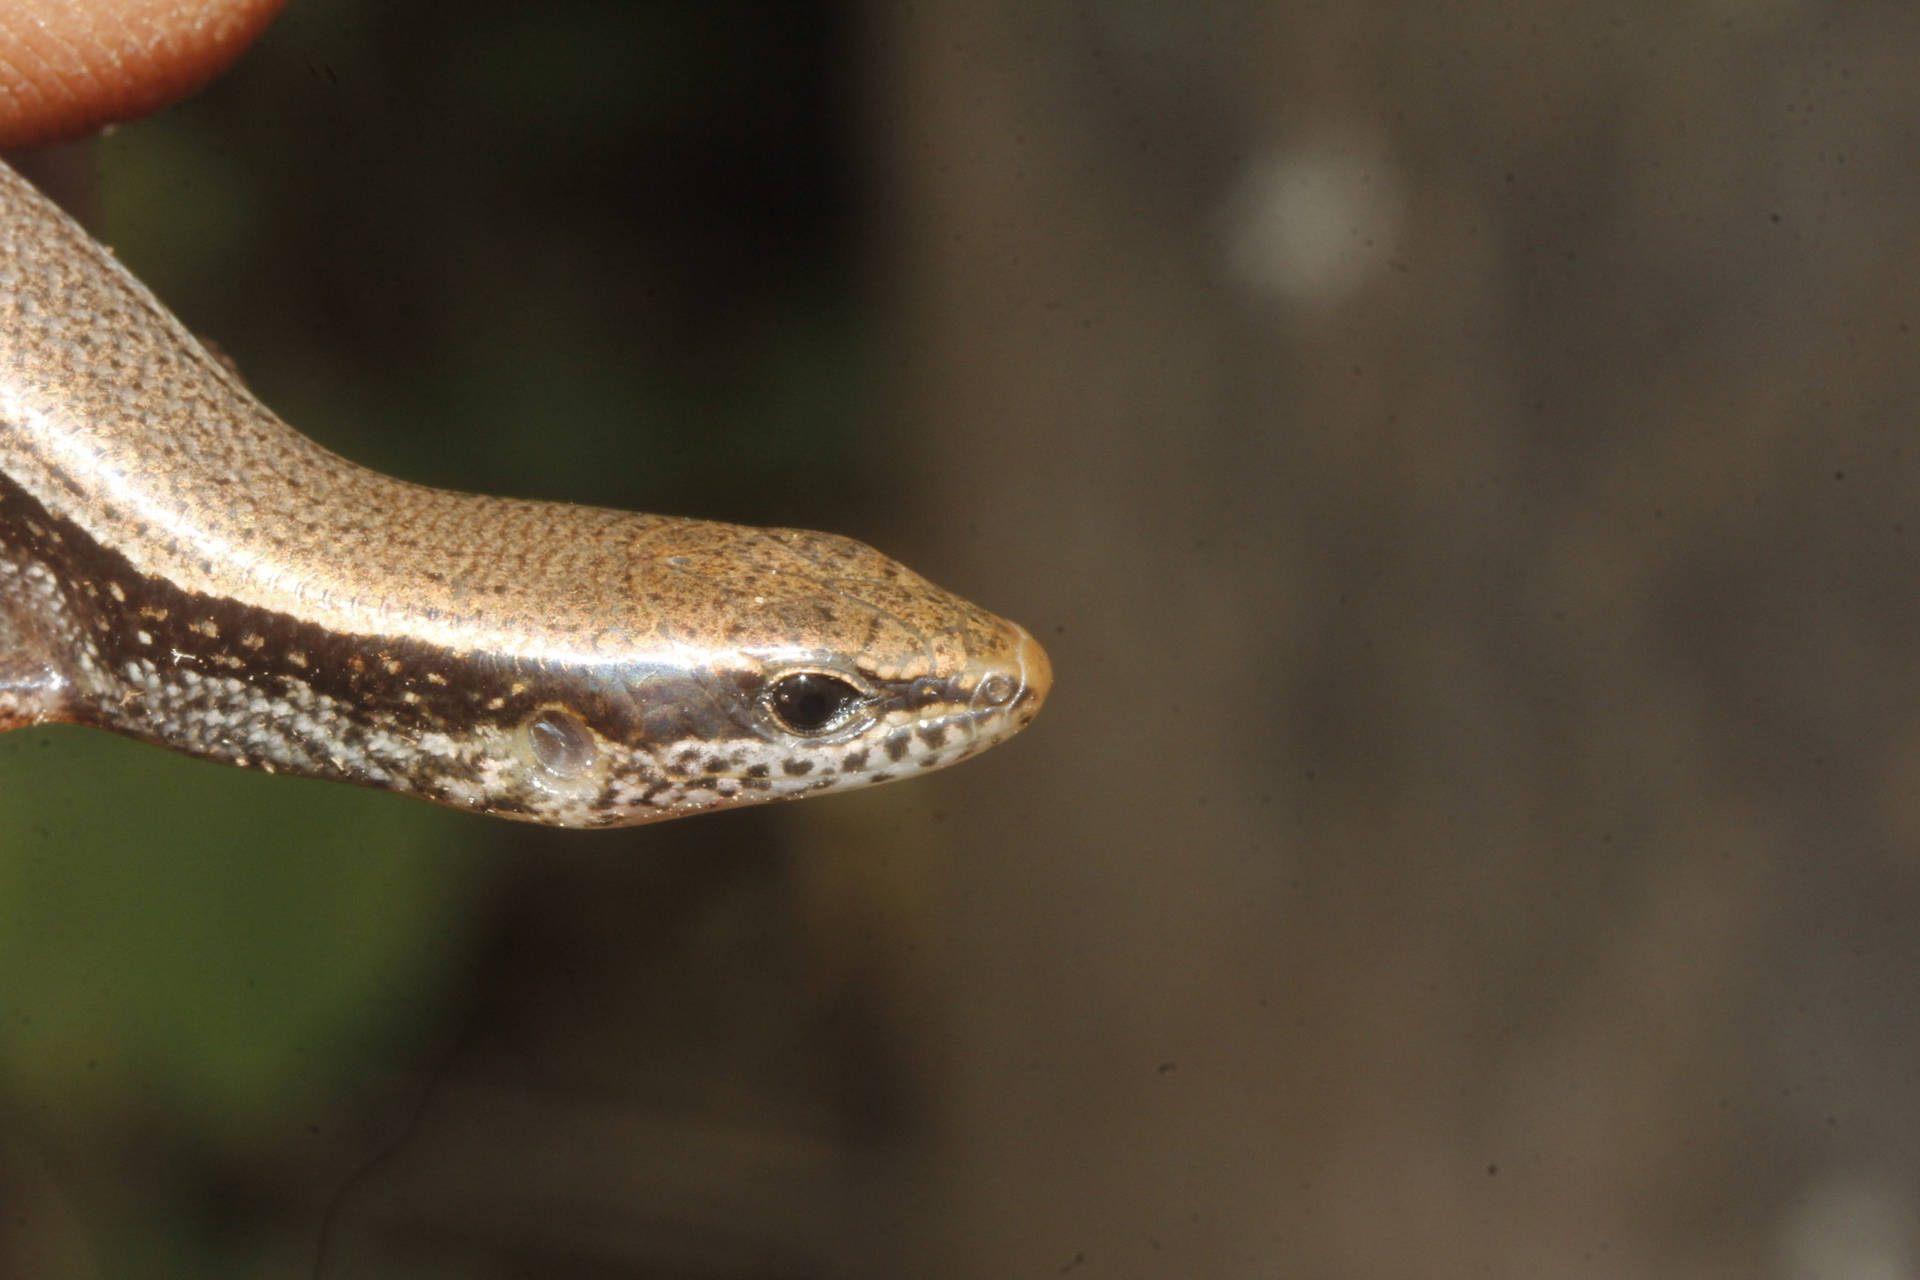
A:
0,160,1048,827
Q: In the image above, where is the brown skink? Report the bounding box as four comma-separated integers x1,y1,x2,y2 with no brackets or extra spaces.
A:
0,159,1049,827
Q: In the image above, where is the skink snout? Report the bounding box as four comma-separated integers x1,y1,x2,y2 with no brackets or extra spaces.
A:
1012,623,1052,713
969,622,1052,719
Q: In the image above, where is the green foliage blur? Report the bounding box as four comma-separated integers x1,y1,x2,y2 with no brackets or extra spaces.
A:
0,727,478,1139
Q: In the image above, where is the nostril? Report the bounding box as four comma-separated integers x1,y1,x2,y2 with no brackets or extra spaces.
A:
977,672,1017,707
968,625,1052,715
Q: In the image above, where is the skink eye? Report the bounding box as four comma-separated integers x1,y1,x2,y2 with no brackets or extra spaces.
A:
766,672,865,735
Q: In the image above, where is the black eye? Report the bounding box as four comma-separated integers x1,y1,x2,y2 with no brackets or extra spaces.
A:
766,672,865,735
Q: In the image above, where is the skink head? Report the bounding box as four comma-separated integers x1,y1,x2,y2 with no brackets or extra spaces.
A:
483,524,1050,827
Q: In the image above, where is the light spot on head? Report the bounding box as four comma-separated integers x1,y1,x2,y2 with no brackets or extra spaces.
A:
107,582,125,603
190,618,218,638
506,706,608,804
527,709,596,780
288,650,308,668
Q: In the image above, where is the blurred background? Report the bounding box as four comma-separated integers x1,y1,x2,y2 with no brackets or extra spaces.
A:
5,0,1920,1275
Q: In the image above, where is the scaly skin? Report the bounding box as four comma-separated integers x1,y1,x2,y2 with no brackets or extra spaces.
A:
0,160,1049,827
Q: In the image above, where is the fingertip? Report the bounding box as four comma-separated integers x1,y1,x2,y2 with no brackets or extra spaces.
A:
0,0,287,149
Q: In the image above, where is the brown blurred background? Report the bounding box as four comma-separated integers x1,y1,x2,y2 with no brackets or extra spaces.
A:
4,0,1919,1276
